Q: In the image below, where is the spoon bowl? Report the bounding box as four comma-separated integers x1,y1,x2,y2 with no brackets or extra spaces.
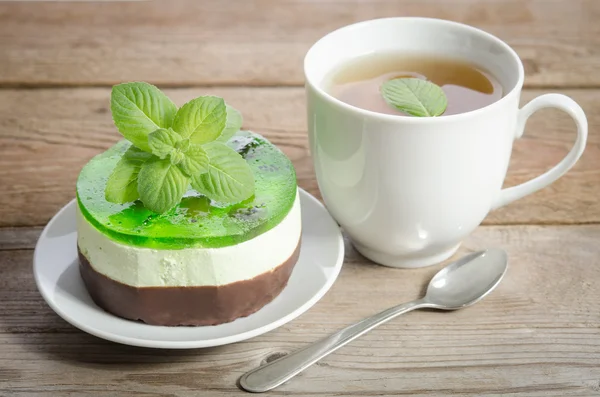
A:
425,248,508,309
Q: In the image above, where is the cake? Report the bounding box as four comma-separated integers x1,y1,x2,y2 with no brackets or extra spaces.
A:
76,83,301,326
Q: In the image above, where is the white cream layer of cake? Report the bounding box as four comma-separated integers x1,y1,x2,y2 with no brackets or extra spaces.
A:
77,191,301,287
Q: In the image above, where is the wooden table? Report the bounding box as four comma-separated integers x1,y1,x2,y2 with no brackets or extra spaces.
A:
1,1,599,396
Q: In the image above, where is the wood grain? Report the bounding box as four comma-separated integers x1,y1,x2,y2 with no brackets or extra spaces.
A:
1,225,599,396
0,87,597,227
0,227,42,250
0,0,599,87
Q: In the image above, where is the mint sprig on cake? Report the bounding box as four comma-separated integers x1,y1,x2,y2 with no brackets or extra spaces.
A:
107,82,253,213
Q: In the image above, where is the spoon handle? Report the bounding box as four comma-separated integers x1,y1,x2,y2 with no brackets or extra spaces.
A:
239,298,428,393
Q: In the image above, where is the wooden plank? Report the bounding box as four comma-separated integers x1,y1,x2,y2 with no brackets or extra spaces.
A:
0,87,598,227
0,227,42,250
0,0,598,87
1,225,599,396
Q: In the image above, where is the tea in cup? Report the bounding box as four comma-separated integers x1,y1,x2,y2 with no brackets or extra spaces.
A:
304,17,587,268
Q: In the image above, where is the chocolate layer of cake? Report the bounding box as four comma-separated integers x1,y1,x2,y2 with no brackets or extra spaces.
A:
78,240,301,326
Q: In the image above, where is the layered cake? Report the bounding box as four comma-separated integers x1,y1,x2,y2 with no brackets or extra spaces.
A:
76,83,300,326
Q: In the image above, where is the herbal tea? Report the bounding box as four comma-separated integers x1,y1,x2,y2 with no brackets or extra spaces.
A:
327,53,503,116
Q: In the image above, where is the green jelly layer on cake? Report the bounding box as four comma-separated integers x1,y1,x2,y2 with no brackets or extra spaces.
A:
76,131,297,249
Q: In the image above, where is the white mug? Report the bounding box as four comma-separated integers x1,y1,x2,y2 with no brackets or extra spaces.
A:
304,17,587,268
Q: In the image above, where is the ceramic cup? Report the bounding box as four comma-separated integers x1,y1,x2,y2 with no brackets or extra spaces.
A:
304,17,587,268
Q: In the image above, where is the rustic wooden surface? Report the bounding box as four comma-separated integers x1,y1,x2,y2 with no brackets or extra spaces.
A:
0,0,599,87
1,1,599,396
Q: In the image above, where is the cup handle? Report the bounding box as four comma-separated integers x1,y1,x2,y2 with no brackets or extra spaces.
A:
491,94,588,210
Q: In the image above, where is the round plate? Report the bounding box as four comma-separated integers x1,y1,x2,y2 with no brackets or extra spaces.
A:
33,188,344,349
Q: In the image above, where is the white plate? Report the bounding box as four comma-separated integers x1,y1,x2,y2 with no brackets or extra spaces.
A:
33,188,344,349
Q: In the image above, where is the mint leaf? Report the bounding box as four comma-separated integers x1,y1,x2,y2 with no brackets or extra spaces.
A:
191,142,254,203
105,146,153,204
148,128,182,159
137,157,189,214
175,138,190,152
170,150,185,165
380,78,447,117
217,105,243,142
111,82,177,152
172,96,226,145
179,144,209,176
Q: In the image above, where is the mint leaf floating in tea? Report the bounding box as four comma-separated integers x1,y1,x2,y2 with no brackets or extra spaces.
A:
191,141,255,203
111,82,178,152
381,78,448,117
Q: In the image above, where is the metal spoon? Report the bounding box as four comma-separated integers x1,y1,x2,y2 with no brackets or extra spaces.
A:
239,248,508,393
